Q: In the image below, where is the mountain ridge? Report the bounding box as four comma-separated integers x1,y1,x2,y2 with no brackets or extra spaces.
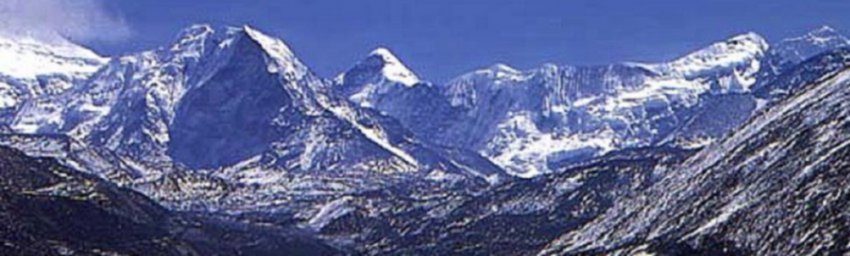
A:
3,24,849,179
543,49,850,256
2,23,850,255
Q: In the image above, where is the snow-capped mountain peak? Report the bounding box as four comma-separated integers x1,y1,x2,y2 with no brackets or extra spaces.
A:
647,32,768,79
484,63,522,76
0,32,108,131
366,47,420,86
168,24,216,59
804,25,844,43
773,25,850,64
333,47,423,108
242,25,309,80
0,33,106,81
451,63,526,85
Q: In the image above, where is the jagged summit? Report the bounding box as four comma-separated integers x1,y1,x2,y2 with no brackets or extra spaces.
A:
166,24,310,78
15,23,500,185
174,24,215,39
773,25,850,64
9,23,850,179
167,23,216,59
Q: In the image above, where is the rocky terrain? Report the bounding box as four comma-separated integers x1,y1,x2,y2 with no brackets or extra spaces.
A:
0,145,340,255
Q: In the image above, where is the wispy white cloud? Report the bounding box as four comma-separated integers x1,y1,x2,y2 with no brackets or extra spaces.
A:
0,0,132,42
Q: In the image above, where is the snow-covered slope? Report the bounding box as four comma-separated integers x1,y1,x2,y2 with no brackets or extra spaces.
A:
335,47,421,107
3,23,850,255
643,32,768,90
342,45,850,256
0,33,106,133
7,25,845,180
333,27,848,177
398,32,769,177
1,24,503,211
0,34,105,82
544,54,850,255
363,47,420,86
334,48,457,141
773,26,850,65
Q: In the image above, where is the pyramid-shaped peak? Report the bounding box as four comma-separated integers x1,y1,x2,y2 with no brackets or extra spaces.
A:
369,47,409,69
366,47,420,86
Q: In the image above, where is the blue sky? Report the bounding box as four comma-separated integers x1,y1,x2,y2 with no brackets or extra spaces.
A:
68,0,850,81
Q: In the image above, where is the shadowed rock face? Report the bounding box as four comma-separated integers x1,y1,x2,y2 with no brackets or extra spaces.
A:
169,34,293,169
0,145,342,256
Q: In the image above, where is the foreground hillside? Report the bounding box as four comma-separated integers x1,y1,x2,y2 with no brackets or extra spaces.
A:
0,145,340,256
545,62,850,255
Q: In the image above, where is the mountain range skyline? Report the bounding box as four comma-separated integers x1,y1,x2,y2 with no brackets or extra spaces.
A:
46,23,850,84
3,6,850,254
2,23,848,176
7,0,850,82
